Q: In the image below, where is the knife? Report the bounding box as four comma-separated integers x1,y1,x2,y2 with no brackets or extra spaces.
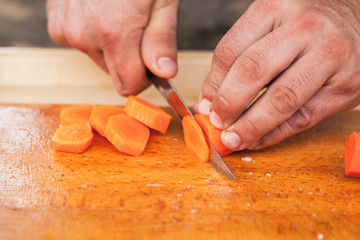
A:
147,70,236,180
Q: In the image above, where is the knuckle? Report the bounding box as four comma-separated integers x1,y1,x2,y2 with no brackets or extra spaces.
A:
320,33,352,59
294,8,328,33
270,85,300,115
243,113,265,138
288,105,318,130
213,42,238,71
304,8,327,21
63,26,86,51
329,76,359,96
214,91,232,114
228,20,255,45
206,71,223,93
154,28,176,45
99,27,120,46
237,50,267,81
95,16,126,45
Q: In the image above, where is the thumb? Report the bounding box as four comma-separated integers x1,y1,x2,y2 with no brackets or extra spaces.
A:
142,0,179,78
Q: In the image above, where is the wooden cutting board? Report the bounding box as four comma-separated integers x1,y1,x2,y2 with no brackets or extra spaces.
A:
0,104,359,240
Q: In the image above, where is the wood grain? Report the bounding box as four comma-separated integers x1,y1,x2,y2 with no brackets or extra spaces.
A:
0,104,359,240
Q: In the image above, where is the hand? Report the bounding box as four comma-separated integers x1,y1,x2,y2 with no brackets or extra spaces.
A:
46,0,178,96
195,0,360,150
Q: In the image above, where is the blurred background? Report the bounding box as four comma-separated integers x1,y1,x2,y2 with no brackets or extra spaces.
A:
0,0,253,49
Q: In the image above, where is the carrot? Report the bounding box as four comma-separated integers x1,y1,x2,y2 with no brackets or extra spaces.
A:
195,114,233,157
124,95,172,133
182,115,209,162
52,123,93,154
168,91,190,118
60,104,94,125
344,133,360,178
89,105,124,136
104,114,150,156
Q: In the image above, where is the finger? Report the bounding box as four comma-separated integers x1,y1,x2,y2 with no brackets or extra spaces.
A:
46,0,69,46
196,0,281,115
102,29,149,96
251,65,360,150
209,24,308,129
248,82,354,150
87,49,108,72
221,51,338,151
142,0,179,78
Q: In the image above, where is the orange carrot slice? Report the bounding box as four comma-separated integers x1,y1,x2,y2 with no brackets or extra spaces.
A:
168,91,190,117
89,105,124,136
124,95,172,133
104,114,150,156
195,114,233,157
60,105,94,125
344,133,360,178
52,123,93,154
182,115,209,162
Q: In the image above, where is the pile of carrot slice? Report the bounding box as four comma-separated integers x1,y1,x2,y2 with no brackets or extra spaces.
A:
52,96,172,156
52,95,232,161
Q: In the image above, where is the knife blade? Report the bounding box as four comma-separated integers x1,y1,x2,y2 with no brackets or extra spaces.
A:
147,70,236,180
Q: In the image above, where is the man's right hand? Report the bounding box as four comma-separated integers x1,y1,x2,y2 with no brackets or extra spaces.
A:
46,0,179,96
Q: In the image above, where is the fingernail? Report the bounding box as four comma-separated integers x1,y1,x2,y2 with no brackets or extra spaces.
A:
222,131,241,150
198,98,211,115
157,57,177,71
209,110,224,129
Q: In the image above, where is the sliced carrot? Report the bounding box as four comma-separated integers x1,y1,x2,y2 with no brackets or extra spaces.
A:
124,95,172,134
60,105,94,125
182,115,209,162
89,105,124,136
195,114,233,157
168,91,190,118
104,114,150,156
344,133,360,178
52,123,93,154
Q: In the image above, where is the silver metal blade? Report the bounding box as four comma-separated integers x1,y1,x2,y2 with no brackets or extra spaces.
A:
147,70,236,180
